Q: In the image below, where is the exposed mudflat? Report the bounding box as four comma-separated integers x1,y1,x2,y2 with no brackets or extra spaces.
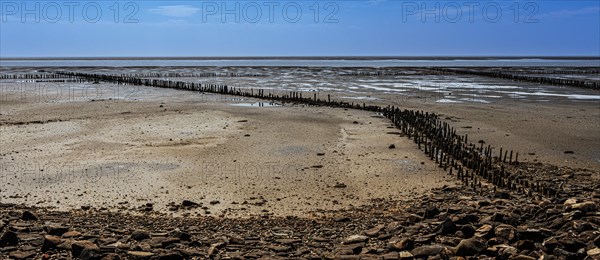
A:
1,66,599,260
0,80,450,216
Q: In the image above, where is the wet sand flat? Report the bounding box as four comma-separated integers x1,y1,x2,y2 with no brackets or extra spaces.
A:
0,81,451,217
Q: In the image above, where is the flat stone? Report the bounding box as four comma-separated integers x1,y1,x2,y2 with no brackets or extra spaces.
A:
1,246,17,252
510,255,536,260
365,224,385,237
109,241,130,250
207,245,219,256
16,233,40,243
130,230,151,241
382,252,399,260
71,240,99,258
588,248,600,257
410,245,445,257
549,217,567,230
314,236,331,242
127,251,155,258
97,237,117,245
133,242,151,252
342,235,368,244
161,237,181,247
496,245,518,258
42,235,62,251
438,236,461,247
335,243,364,255
228,235,245,245
455,238,486,256
564,198,578,205
397,251,412,259
20,245,36,251
567,202,597,212
46,225,70,236
9,250,36,259
57,240,73,250
495,224,517,241
475,224,494,238
182,200,199,207
542,237,560,252
334,182,347,188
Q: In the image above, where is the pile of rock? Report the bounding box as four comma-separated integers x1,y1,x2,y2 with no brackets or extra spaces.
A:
1,163,598,259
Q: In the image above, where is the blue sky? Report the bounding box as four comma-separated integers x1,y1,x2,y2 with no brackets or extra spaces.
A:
1,0,599,57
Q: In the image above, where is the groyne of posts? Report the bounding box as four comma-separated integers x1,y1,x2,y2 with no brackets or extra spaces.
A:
0,73,89,80
434,68,600,90
0,72,268,79
50,71,562,199
104,72,269,78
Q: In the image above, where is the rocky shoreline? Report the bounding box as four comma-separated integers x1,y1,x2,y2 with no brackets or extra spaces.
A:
1,163,599,260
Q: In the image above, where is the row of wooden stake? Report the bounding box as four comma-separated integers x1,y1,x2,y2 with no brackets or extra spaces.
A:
52,71,559,198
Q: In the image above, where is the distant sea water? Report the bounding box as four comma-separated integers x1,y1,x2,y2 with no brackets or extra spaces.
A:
1,59,600,67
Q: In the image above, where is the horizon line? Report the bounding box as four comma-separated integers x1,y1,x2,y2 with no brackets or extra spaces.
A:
1,55,600,61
